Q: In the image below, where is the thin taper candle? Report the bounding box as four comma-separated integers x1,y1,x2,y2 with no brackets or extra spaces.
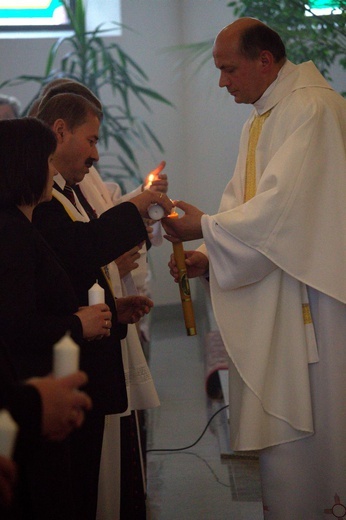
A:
169,211,197,336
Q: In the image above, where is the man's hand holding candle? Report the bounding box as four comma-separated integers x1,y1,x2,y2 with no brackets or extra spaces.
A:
130,190,173,220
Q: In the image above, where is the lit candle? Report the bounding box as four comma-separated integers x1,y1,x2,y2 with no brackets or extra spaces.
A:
88,280,105,305
0,410,18,458
146,173,155,189
168,210,197,336
53,333,80,378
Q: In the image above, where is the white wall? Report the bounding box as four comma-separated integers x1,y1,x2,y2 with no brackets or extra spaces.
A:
0,1,345,306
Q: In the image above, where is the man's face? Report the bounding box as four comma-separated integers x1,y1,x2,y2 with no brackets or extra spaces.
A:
213,35,267,105
54,112,100,186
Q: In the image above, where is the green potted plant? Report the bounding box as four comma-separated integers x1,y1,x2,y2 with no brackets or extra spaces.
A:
0,0,173,191
229,0,346,85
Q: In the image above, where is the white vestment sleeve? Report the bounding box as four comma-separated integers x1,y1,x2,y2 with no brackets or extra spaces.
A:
105,182,142,205
201,214,277,290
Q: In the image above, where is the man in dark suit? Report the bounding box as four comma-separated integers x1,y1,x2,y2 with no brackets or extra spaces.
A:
33,92,172,519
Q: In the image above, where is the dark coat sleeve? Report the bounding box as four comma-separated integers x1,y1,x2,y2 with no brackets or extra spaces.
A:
33,199,148,277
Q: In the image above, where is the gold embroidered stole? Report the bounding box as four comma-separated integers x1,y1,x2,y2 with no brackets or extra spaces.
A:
244,110,272,202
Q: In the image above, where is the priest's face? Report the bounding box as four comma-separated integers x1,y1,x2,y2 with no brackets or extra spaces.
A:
213,30,269,104
53,111,100,186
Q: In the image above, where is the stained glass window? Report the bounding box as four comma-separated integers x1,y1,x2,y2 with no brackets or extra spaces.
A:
0,0,74,31
307,0,342,15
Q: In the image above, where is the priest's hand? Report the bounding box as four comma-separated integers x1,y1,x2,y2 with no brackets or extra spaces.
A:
162,200,205,242
116,296,154,324
168,250,209,281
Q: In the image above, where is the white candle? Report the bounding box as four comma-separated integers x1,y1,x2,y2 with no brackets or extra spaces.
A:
0,410,18,458
53,333,80,378
150,221,163,246
88,281,105,305
148,203,165,220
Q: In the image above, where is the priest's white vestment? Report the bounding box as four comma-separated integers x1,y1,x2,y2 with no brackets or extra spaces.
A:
200,61,346,518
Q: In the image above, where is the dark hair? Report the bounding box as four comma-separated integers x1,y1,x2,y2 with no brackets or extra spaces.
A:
0,117,57,208
239,24,286,63
39,80,102,111
36,92,103,131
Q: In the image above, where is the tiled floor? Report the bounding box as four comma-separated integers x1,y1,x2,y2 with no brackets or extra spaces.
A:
145,305,264,520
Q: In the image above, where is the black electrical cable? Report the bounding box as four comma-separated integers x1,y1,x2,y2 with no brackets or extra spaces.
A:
146,404,229,453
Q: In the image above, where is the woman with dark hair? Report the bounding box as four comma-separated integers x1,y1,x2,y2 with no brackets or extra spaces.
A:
0,117,112,520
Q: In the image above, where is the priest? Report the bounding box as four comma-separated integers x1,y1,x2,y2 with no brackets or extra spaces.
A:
162,17,346,519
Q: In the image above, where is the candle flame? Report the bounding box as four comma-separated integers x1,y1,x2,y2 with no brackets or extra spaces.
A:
168,208,179,218
147,173,155,187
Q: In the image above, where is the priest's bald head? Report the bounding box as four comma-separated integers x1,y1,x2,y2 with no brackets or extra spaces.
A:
213,18,287,104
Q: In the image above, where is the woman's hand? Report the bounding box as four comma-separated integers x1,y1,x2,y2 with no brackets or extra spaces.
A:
28,371,92,441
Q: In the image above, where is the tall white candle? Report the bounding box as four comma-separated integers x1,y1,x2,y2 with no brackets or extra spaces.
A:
150,221,163,246
88,281,105,305
53,333,80,378
0,410,18,458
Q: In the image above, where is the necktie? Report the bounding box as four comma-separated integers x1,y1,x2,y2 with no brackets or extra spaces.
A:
244,110,272,202
73,185,98,220
63,185,77,207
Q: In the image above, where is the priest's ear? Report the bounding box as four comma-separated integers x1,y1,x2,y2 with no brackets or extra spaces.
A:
259,50,274,71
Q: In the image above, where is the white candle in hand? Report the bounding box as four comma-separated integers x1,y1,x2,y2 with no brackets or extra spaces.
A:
53,333,80,378
148,203,165,220
0,410,18,458
88,281,105,305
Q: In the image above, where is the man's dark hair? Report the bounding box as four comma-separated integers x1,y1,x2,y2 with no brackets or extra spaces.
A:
239,24,286,63
43,81,101,109
36,92,103,131
0,117,57,208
